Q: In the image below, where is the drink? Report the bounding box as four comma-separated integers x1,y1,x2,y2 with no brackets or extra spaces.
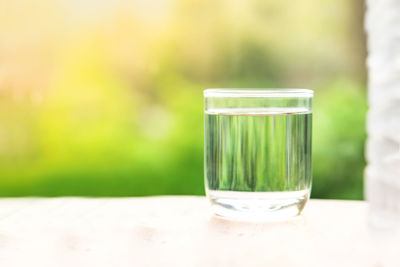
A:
204,107,312,221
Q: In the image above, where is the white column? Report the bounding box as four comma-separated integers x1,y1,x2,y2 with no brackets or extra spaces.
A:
365,0,400,226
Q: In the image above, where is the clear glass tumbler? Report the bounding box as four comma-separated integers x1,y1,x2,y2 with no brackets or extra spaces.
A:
204,89,313,221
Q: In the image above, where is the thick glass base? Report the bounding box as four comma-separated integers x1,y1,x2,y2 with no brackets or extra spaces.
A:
207,189,310,222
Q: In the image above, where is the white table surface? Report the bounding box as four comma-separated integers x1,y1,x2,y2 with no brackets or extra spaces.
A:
0,197,396,267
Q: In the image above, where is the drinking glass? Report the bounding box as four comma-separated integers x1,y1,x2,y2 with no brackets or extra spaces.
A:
204,89,313,221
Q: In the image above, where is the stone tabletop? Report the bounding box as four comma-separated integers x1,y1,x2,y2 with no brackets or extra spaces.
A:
0,197,394,267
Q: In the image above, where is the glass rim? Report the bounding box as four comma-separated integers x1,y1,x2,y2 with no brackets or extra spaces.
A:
204,88,313,98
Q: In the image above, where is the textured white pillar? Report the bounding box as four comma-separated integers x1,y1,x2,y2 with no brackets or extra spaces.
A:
365,0,400,226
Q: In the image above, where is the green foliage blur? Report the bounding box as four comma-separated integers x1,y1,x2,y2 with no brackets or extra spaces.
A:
0,0,366,199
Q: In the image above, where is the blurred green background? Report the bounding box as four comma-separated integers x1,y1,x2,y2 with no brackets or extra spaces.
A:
0,0,366,199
